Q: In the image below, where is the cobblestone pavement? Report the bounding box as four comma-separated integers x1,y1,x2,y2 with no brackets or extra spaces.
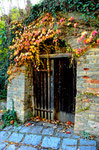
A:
0,121,97,150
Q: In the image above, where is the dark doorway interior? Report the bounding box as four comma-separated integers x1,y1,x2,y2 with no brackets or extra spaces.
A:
33,55,76,122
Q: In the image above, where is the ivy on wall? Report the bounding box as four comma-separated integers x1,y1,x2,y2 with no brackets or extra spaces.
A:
0,0,99,99
23,0,99,26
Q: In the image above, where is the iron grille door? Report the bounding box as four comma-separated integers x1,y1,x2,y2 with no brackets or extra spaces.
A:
33,57,76,122
33,58,54,120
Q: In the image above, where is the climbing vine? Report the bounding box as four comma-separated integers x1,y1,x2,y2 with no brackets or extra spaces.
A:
7,11,99,82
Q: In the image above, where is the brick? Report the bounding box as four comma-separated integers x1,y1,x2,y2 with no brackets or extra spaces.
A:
8,133,24,143
86,79,99,84
41,136,60,149
22,135,42,146
83,68,90,71
80,139,96,146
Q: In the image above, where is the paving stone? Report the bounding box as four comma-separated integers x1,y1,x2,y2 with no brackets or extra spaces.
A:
6,144,17,150
19,126,31,133
0,143,7,150
3,125,13,131
0,131,11,142
18,145,37,150
80,139,96,146
61,146,77,150
36,121,44,126
80,146,97,150
55,127,64,132
41,136,60,149
72,135,80,139
30,126,43,134
55,132,72,138
10,125,24,132
43,123,55,127
8,132,24,143
66,128,74,134
42,127,54,135
22,134,42,146
62,139,77,147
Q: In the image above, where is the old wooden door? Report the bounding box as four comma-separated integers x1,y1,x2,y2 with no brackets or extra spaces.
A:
33,55,76,122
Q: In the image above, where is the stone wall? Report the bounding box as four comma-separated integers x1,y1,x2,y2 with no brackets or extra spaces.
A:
74,48,99,136
7,64,33,122
7,48,99,136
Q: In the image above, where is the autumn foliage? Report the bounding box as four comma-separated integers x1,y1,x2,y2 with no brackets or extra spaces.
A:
7,13,98,82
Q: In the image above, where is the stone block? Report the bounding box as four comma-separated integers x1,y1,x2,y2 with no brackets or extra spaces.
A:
80,146,96,150
22,135,42,146
41,127,54,135
80,139,96,146
56,132,72,137
62,138,77,146
72,135,80,139
18,145,37,150
8,133,24,143
61,146,77,150
0,131,11,142
19,126,31,133
41,136,60,149
6,144,17,150
30,126,43,134
0,143,7,150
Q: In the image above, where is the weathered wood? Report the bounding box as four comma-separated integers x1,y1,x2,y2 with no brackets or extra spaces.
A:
44,59,47,118
50,59,54,120
41,71,44,118
40,53,72,58
47,58,51,119
35,108,53,113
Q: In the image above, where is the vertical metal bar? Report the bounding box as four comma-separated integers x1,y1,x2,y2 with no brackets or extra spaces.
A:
50,59,54,120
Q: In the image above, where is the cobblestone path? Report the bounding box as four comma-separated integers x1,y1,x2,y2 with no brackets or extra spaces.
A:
0,121,97,150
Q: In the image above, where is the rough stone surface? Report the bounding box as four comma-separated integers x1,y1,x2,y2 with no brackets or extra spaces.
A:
18,146,37,150
0,143,7,150
22,134,42,146
6,48,99,136
0,122,97,149
0,131,11,142
7,65,33,122
62,138,77,146
41,136,61,149
80,139,96,146
6,145,17,150
41,127,54,135
8,133,24,143
74,48,99,136
80,146,96,150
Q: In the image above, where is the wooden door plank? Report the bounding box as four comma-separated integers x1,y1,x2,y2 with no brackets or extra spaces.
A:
47,58,51,120
50,59,54,120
